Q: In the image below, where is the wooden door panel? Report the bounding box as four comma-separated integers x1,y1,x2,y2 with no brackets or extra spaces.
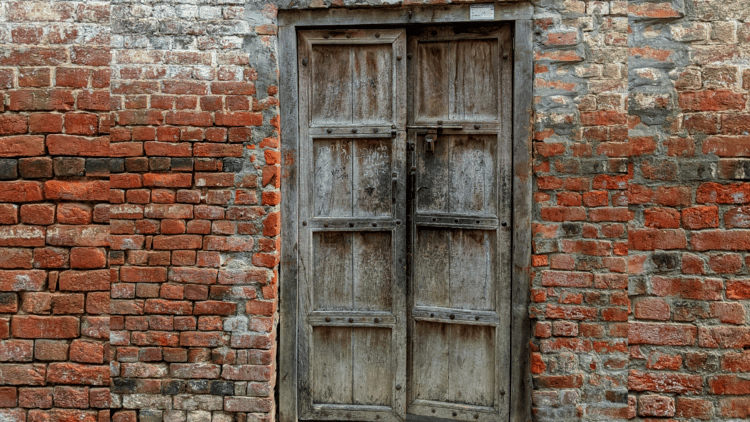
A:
447,324,495,407
352,328,393,405
450,135,497,215
353,232,393,311
299,27,407,422
414,228,496,310
412,322,495,407
313,138,393,218
353,44,394,124
311,327,394,406
313,139,353,217
312,231,393,312
312,232,353,310
312,327,353,404
416,134,497,215
414,32,501,123
414,229,450,308
311,45,353,125
353,140,393,217
453,39,498,121
416,42,450,120
449,229,496,311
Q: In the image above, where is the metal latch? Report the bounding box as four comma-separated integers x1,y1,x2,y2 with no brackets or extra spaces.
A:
407,121,462,153
424,129,437,153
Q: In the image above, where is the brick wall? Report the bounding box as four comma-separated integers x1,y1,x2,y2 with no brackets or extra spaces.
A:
109,0,280,421
530,1,630,420
627,1,750,420
0,0,748,421
0,1,111,421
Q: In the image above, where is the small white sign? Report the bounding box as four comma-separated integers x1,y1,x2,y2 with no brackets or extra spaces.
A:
470,4,495,20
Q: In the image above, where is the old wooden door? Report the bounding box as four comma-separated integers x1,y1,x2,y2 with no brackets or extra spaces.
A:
296,28,408,422
407,25,513,422
296,24,511,422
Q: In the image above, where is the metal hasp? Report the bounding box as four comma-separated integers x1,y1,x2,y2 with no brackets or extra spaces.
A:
407,122,462,153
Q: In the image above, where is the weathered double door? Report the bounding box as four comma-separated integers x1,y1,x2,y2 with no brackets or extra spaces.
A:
297,25,512,422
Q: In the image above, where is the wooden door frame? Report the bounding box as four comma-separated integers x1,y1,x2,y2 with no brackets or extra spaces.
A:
278,4,534,422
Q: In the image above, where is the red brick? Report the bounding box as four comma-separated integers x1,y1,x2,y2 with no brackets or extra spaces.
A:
0,409,24,422
679,90,746,111
69,248,107,269
46,135,109,157
46,363,109,386
0,364,46,386
646,351,683,371
682,206,719,229
169,363,220,379
215,112,263,126
180,332,225,347
194,301,237,316
195,173,234,187
144,299,192,315
0,249,33,270
703,136,750,157
143,173,192,188
628,370,703,394
58,270,109,291
0,386,17,407
18,68,50,87
710,302,745,324
64,113,98,136
691,230,750,251
211,82,256,95
11,316,79,339
708,375,750,395
165,111,212,126
676,398,712,420
18,387,53,408
0,270,46,291
8,90,74,111
638,394,675,417
194,143,243,157
224,397,273,413
0,339,32,360
651,276,722,300
727,278,750,299
119,267,167,283
540,270,592,287
629,229,687,250
56,204,93,225
0,135,45,157
545,304,597,321
539,206,585,224
46,225,108,247
143,141,192,157
53,386,89,408
56,68,90,88
629,322,697,346
0,115,28,135
77,90,109,111
698,326,750,349
698,182,750,205
43,181,108,201
644,207,680,229
708,253,742,274
720,397,750,418
69,340,104,364
634,298,670,321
